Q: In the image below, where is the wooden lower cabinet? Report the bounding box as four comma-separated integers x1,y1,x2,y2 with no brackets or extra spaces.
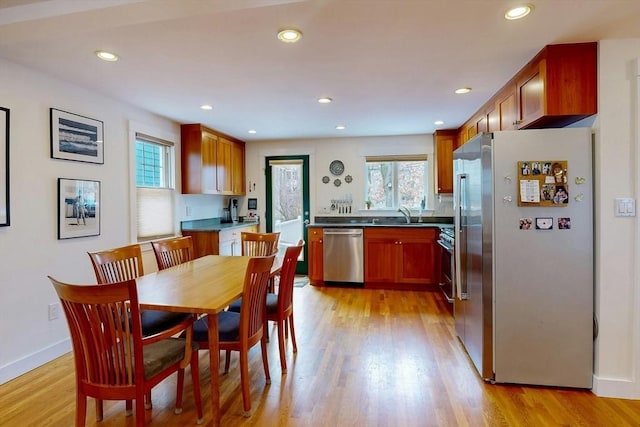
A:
307,228,324,285
364,227,437,290
182,224,258,258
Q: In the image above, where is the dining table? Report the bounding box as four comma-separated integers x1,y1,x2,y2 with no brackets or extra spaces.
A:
135,254,281,427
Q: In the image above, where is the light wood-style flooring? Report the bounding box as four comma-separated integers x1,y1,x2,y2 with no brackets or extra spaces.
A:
1,285,639,426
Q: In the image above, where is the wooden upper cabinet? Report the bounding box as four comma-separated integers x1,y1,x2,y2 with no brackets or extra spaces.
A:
515,42,597,128
181,124,218,194
180,124,246,195
434,130,457,194
456,42,597,146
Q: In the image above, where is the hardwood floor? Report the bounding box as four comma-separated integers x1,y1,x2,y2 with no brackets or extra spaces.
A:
1,285,639,426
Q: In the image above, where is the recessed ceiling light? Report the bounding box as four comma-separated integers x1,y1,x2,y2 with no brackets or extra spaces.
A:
248,129,257,134
434,120,444,126
455,87,472,94
95,50,119,62
318,97,333,104
505,4,533,20
200,104,213,110
335,125,346,130
277,28,302,43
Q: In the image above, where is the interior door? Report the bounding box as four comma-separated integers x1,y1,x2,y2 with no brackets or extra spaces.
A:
265,156,310,274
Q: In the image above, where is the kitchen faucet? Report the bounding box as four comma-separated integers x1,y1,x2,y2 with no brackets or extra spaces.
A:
398,206,411,224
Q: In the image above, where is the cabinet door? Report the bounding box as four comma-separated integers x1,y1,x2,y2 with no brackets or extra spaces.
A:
216,137,233,194
498,89,517,130
308,229,324,284
516,61,544,128
364,236,396,283
396,238,436,284
201,131,218,194
231,141,245,195
434,130,456,194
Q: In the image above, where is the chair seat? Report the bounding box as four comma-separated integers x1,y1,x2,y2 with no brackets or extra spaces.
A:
190,311,241,343
228,294,278,314
143,338,198,380
141,310,193,337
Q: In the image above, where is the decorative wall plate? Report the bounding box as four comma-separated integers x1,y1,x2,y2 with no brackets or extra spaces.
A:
334,178,342,187
329,160,345,176
344,175,353,183
322,176,330,184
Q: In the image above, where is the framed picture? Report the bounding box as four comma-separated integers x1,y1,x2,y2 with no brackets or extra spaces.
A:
58,178,100,239
0,107,9,226
50,108,104,164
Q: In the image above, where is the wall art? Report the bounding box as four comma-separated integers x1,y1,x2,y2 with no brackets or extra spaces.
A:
0,107,9,226
58,178,100,239
50,108,104,164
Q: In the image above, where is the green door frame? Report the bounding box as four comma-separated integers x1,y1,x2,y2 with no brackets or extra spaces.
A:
265,155,310,275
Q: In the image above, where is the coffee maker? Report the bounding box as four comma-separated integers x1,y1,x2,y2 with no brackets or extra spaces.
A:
229,198,239,222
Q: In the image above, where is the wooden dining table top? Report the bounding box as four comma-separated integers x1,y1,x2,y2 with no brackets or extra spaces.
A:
136,254,281,314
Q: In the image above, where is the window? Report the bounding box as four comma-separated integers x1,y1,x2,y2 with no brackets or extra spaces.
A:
135,133,175,241
365,155,428,209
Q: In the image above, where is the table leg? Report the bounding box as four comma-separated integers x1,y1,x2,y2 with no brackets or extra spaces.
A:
207,314,220,427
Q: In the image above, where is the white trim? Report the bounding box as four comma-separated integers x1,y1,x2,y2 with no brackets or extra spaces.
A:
128,120,180,243
593,374,640,399
0,339,71,385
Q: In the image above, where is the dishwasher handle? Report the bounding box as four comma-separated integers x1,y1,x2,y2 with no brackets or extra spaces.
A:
323,229,363,236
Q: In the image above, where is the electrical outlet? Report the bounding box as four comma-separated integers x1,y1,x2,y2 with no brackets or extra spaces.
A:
48,302,61,321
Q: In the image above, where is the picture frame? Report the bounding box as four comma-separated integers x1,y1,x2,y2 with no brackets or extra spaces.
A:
0,107,9,226
58,178,100,239
50,108,104,164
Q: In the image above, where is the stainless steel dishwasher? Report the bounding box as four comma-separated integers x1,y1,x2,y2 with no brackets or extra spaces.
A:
323,228,364,284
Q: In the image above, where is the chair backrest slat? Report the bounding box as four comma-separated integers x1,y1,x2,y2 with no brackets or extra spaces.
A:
277,240,305,310
240,256,275,342
151,236,194,270
241,232,280,256
88,244,144,284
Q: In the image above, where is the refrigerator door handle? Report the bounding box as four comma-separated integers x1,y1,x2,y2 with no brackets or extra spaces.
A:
455,173,468,300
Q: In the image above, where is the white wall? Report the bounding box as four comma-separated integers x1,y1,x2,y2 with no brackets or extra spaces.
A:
244,134,451,228
592,39,640,399
0,58,225,383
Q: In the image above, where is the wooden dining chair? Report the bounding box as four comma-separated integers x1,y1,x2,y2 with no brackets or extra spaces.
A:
88,243,194,415
189,255,275,416
229,240,304,373
240,231,280,256
48,276,203,426
151,236,194,270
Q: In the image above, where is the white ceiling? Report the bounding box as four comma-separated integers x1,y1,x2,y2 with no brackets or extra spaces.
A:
1,0,640,141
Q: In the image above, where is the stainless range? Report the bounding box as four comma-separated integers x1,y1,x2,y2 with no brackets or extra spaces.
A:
437,227,455,303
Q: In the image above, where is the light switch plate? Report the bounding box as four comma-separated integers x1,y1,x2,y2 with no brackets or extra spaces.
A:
615,198,636,217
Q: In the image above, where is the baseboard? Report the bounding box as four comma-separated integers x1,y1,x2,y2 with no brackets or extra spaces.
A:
592,374,640,399
0,338,71,385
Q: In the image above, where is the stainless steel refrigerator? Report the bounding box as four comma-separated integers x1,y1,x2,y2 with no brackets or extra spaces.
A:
453,129,593,388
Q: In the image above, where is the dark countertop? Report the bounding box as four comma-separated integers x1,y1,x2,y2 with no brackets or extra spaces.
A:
181,218,260,232
308,215,453,229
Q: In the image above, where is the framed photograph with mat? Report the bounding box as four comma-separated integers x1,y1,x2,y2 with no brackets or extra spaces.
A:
58,178,101,239
50,108,104,164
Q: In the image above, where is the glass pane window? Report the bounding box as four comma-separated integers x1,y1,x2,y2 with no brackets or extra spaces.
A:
365,157,428,209
136,140,169,188
135,133,175,241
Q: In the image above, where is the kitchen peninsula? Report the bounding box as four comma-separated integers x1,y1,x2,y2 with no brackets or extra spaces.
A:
181,218,258,257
